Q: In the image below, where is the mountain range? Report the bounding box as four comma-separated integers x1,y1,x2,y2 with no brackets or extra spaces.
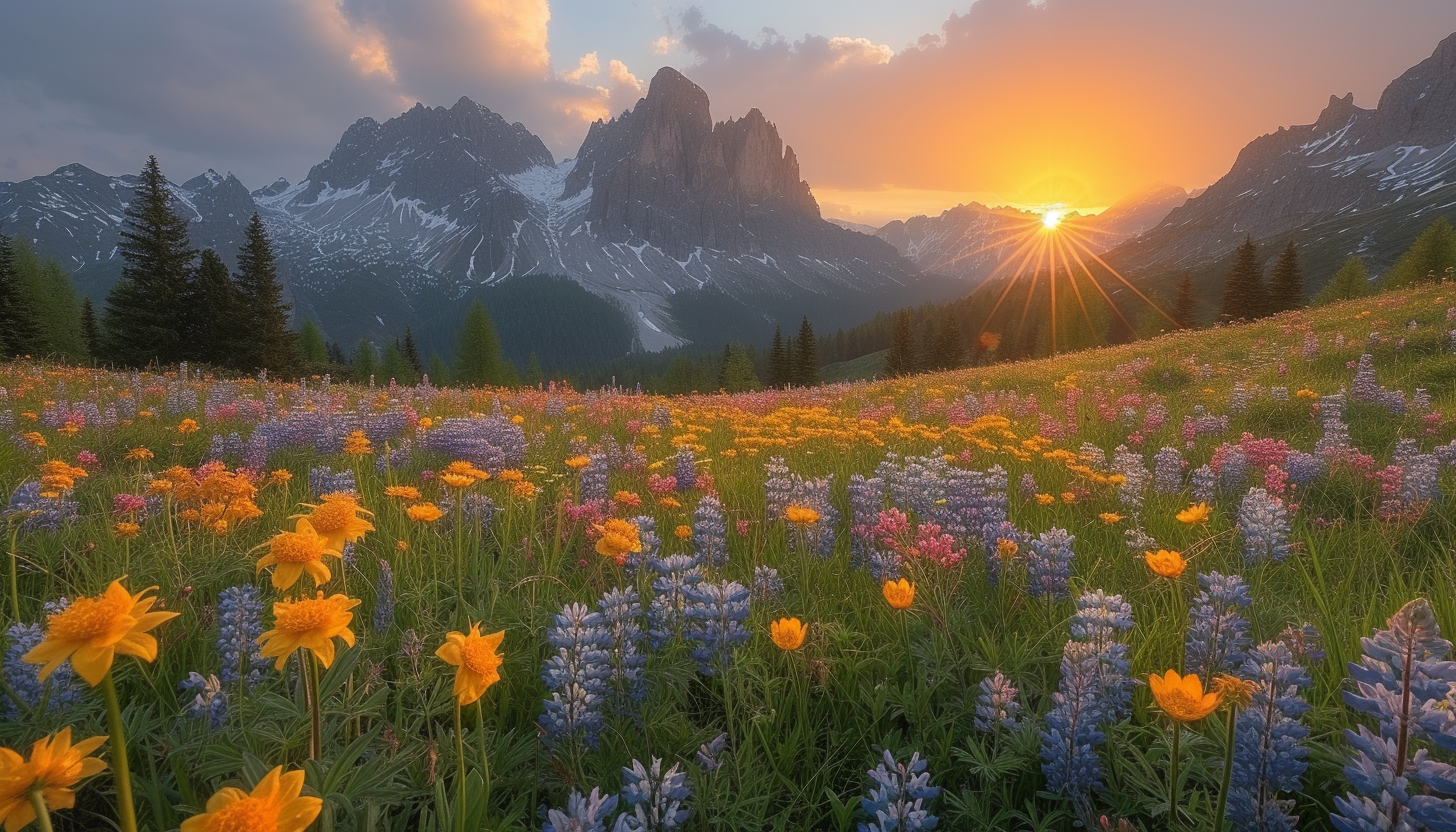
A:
7,33,1456,366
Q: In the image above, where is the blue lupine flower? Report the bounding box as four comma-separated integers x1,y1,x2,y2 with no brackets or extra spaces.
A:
1019,472,1038,502
179,672,228,730
1238,488,1291,562
1039,641,1108,798
626,516,661,578
693,496,728,568
647,553,703,649
216,585,267,687
763,457,840,558
3,618,82,717
1228,642,1312,832
1191,465,1217,504
309,465,357,498
1112,446,1151,510
1331,598,1456,832
1070,590,1134,643
4,481,80,536
1184,572,1252,682
974,672,1021,733
674,447,696,492
848,475,885,530
544,788,619,832
695,733,729,773
751,565,783,601
1070,590,1135,722
598,587,648,717
683,581,751,675
858,750,940,832
1153,446,1185,495
1277,623,1326,666
373,558,395,633
615,757,692,832
1027,528,1075,600
581,455,610,504
982,521,1029,587
422,416,527,473
539,603,614,748
1284,452,1323,488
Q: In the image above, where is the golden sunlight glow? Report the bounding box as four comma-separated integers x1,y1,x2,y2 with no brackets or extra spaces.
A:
1041,209,1064,230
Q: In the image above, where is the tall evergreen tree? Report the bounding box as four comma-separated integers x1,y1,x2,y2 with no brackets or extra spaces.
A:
454,300,509,387
235,212,297,374
1314,256,1371,305
13,240,87,362
401,327,423,375
326,342,347,366
428,354,452,386
768,326,790,388
1268,240,1304,313
794,316,819,387
102,156,195,366
0,234,39,358
717,343,761,392
1379,217,1456,288
1219,237,1266,322
885,309,916,377
353,338,378,383
1171,274,1197,329
186,248,241,367
380,340,415,384
930,314,964,370
79,298,99,360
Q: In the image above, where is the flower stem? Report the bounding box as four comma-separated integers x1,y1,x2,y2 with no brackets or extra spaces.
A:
1168,721,1181,829
27,789,54,832
476,700,491,815
305,650,322,760
7,527,19,623
101,671,138,832
453,700,466,832
1213,707,1238,831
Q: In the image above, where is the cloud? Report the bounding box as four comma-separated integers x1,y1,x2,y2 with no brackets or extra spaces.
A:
675,0,1456,220
652,36,677,56
0,0,647,186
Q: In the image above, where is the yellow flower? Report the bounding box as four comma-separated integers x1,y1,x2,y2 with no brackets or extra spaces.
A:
1060,492,1077,504
23,579,179,685
406,502,444,523
1177,502,1212,525
438,472,475,489
1035,493,1055,505
384,485,421,501
435,623,505,706
1145,549,1186,579
444,461,490,480
268,469,293,486
21,432,45,448
1099,512,1124,524
565,455,591,470
257,592,360,670
770,617,806,651
674,524,692,541
511,414,525,425
113,521,141,539
496,469,524,483
342,430,372,455
1295,388,1320,400
1149,669,1221,723
395,540,409,552
418,417,434,430
883,578,915,610
294,494,374,551
594,518,642,565
514,481,539,500
996,538,1019,560
177,418,200,434
1212,674,1257,710
0,728,109,831
255,518,342,590
784,504,820,525
124,447,154,462
179,766,322,832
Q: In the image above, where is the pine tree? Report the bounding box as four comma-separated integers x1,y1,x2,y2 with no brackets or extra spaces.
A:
794,316,819,387
298,320,328,367
1171,274,1196,329
401,327,423,375
1314,256,1370,305
14,241,87,362
102,156,195,366
352,339,378,383
185,248,241,367
427,354,451,386
768,326,789,388
0,234,39,358
79,298,99,360
326,342,347,366
235,212,297,374
885,309,916,377
380,340,415,384
1219,237,1266,322
1267,241,1304,313
931,314,964,370
524,353,544,387
1379,218,1456,288
454,300,508,387
718,343,761,392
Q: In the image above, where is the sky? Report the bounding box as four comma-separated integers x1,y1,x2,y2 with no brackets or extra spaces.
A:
3,1,1455,225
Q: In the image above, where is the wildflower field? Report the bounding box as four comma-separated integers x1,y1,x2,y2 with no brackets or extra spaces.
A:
5,285,1456,832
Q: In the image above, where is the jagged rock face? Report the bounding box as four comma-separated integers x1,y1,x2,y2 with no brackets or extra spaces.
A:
1114,32,1456,274
567,68,835,259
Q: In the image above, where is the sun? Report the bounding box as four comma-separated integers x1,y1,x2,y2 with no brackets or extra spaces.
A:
1041,209,1064,230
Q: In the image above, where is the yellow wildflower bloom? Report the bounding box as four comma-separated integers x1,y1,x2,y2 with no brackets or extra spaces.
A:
0,728,108,832
257,592,360,670
1148,669,1220,723
23,579,179,685
1145,549,1187,579
180,766,322,832
1177,503,1212,525
883,578,915,610
406,502,444,523
255,518,342,590
770,617,806,651
435,623,505,707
